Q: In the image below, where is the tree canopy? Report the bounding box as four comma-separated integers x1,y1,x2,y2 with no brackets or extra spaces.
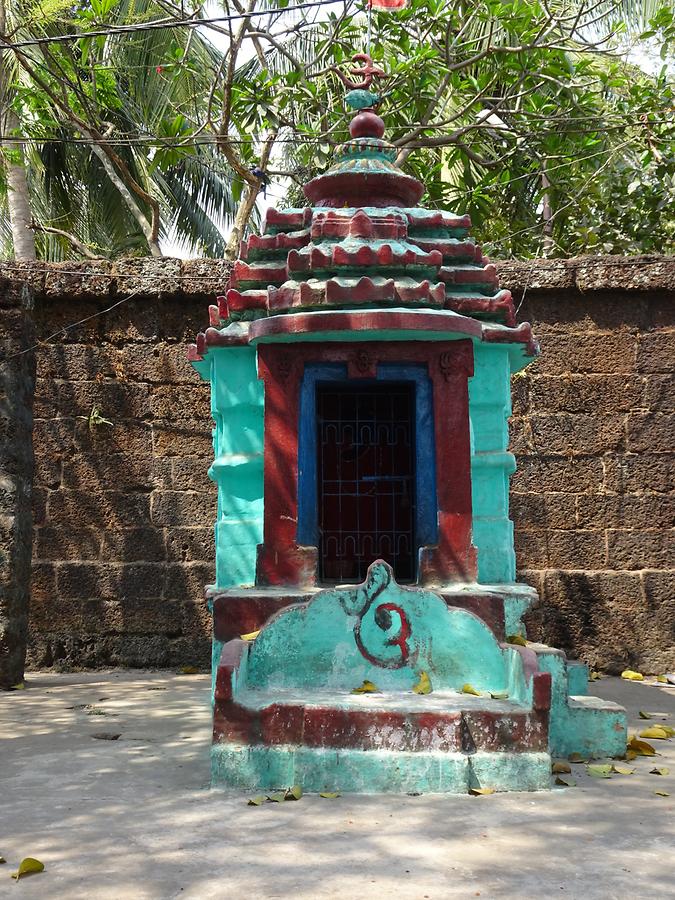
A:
0,0,673,260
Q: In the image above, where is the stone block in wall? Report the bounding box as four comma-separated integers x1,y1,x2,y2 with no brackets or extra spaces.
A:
510,413,625,456
151,426,213,458
47,489,151,528
62,452,155,493
607,530,675,569
34,527,101,561
121,344,204,385
100,528,167,563
165,527,214,563
44,261,112,299
511,455,604,494
180,258,231,298
72,420,153,456
148,384,211,423
603,452,674,494
527,374,641,414
111,257,181,298
36,343,125,382
515,529,606,569
510,493,578,530
151,491,216,527
171,457,214,491
642,375,675,411
164,561,215,600
636,331,675,374
576,493,675,530
530,333,636,375
627,411,675,453
36,380,153,422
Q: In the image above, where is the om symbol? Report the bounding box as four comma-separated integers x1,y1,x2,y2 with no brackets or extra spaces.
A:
352,563,412,669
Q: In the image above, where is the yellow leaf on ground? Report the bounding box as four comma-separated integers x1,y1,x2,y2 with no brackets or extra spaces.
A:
660,726,675,737
639,711,653,719
654,791,670,797
320,792,340,799
11,858,44,880
639,726,670,740
490,690,509,700
240,630,260,641
552,761,572,774
555,776,577,787
11,682,25,690
180,666,199,675
469,787,495,795
627,737,657,756
0,856,6,864
247,795,266,806
506,634,527,646
649,767,670,776
285,785,302,801
656,675,668,683
351,680,380,694
625,750,638,761
462,683,481,696
590,671,603,681
621,670,644,681
413,672,432,695
268,792,287,803
587,764,613,778
612,766,634,775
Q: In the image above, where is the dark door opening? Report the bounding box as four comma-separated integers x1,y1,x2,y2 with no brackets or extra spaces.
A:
317,382,416,584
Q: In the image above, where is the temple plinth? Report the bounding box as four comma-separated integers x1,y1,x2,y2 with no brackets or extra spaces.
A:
189,55,627,793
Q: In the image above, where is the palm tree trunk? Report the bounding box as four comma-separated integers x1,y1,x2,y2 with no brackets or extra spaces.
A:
0,0,36,260
3,108,36,260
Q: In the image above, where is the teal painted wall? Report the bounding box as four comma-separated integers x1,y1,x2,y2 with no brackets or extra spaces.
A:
208,346,264,588
469,344,517,584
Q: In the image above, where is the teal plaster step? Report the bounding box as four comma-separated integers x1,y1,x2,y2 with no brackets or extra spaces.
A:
211,745,551,794
528,643,627,759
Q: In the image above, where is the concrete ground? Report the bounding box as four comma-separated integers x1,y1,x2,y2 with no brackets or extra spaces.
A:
1,672,673,900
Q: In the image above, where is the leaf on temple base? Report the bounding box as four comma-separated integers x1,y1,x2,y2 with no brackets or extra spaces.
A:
180,666,199,675
462,683,481,696
268,792,287,803
351,680,380,694
11,858,44,880
611,765,634,775
649,767,670,776
240,630,260,641
568,753,590,764
413,672,432,695
490,690,509,700
654,791,670,797
285,785,302,801
320,792,340,799
247,795,266,806
469,787,495,795
506,634,527,646
552,761,572,774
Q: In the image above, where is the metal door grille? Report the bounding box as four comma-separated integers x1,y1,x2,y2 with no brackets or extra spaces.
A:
317,383,416,583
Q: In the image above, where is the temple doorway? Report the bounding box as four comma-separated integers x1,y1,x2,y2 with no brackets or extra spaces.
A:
317,382,416,583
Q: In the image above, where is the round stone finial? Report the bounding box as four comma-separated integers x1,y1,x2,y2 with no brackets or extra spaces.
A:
349,110,386,139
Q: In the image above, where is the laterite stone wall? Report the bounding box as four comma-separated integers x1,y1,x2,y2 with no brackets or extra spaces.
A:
1,254,671,674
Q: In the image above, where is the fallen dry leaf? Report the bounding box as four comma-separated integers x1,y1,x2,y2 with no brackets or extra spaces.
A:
351,680,380,694
285,785,302,801
469,787,495,795
462,683,481,696
590,671,603,681
649,767,670,776
240,630,260,642
555,776,577,787
11,858,44,880
552,761,572,774
654,791,670,797
621,670,644,681
568,752,590,764
319,792,340,799
490,690,509,700
639,726,670,740
412,672,432,695
91,732,121,741
656,675,668,684
268,792,287,803
0,856,6,864
627,737,657,756
587,764,613,778
179,666,199,675
247,795,266,806
611,765,634,775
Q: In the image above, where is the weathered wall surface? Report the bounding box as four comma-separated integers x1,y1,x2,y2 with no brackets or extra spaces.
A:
2,254,671,673
0,271,35,688
501,257,674,674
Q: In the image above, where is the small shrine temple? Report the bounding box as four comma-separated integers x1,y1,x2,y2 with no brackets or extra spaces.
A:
189,56,627,793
